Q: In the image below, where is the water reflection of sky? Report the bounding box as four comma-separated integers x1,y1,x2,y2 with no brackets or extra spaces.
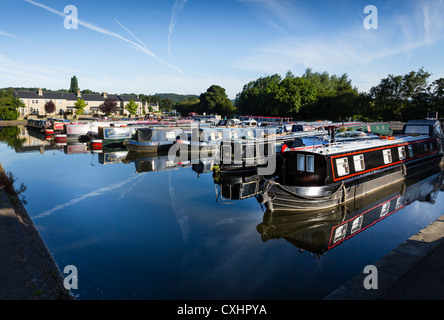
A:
1,135,443,300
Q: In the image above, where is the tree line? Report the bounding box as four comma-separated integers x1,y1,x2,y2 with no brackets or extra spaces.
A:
2,70,443,121
235,68,444,122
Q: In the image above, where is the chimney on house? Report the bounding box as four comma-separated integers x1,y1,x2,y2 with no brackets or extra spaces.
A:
38,88,43,96
102,92,108,99
77,90,82,98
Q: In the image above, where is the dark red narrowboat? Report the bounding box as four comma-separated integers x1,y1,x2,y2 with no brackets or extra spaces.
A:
258,120,444,212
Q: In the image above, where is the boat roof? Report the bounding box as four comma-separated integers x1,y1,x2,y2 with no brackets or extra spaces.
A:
406,119,440,125
302,134,431,156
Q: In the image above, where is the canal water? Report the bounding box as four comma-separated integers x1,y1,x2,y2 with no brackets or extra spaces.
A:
1,126,443,300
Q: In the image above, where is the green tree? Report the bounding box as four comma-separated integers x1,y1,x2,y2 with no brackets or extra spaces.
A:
369,68,431,121
299,68,363,121
81,89,99,94
175,96,200,116
74,99,87,115
0,89,24,120
272,77,317,118
302,68,354,95
235,73,317,118
160,98,174,111
125,100,139,116
69,76,79,93
199,85,235,117
430,78,444,116
235,74,282,116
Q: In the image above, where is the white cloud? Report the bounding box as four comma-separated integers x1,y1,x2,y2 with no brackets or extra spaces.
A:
237,0,302,24
230,0,444,91
236,0,308,33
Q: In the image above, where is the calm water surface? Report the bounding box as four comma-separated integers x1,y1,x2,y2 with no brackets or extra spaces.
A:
1,127,443,300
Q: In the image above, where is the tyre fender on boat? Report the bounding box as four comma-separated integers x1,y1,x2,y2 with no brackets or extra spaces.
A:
258,179,347,212
257,180,278,211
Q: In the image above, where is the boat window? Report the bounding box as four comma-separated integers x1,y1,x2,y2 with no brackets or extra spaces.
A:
210,132,222,141
383,149,392,164
297,154,305,171
165,131,176,139
408,145,413,157
396,196,404,210
404,125,430,135
382,149,392,164
424,143,428,152
306,155,315,173
353,154,365,172
351,216,363,234
380,202,390,217
398,146,406,160
336,158,349,176
333,224,348,244
230,132,238,139
221,145,232,163
430,143,433,151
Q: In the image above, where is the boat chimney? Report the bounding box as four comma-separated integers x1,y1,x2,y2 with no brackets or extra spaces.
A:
426,111,438,120
329,126,336,144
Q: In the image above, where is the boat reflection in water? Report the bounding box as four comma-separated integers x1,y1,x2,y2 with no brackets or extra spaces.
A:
98,149,129,165
213,164,281,203
214,173,266,203
123,151,187,173
256,167,444,255
122,151,218,174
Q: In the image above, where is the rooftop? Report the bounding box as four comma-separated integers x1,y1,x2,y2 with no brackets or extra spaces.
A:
14,89,140,103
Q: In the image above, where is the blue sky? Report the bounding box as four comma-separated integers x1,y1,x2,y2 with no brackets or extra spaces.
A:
0,0,443,99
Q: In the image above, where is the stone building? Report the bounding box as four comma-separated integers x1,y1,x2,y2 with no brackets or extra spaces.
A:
14,88,145,117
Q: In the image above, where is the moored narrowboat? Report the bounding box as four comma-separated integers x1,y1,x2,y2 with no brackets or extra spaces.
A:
98,126,133,147
258,119,444,212
26,119,51,133
125,127,190,153
218,129,327,175
175,127,246,152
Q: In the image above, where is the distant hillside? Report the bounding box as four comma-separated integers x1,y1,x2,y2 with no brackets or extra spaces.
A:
152,93,199,104
2,87,95,94
2,87,50,92
2,88,199,106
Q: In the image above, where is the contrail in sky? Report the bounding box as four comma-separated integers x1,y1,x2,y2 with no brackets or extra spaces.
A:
114,19,148,50
168,0,188,57
24,0,184,75
0,30,23,40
